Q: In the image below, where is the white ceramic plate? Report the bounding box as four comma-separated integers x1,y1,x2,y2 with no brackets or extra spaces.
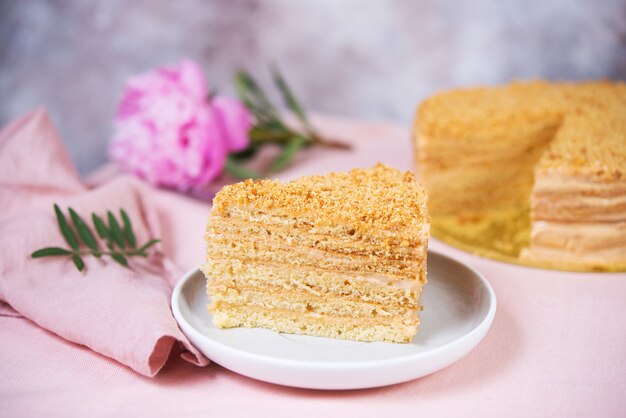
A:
172,250,496,390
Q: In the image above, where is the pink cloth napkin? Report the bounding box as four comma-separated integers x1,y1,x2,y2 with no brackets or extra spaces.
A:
0,109,209,376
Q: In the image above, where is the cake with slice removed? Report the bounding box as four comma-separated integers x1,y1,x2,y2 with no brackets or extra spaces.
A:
414,80,626,271
202,164,430,343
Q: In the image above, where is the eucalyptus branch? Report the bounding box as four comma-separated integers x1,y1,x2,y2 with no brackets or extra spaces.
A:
230,67,351,178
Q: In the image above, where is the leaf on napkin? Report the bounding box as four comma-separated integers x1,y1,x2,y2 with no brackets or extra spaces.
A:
69,208,100,257
120,209,137,249
31,205,162,273
137,239,161,256
107,210,125,249
54,204,79,250
111,253,129,267
72,254,85,272
31,247,74,257
92,213,110,241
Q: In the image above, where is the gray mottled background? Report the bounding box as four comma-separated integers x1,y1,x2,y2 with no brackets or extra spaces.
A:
1,0,625,174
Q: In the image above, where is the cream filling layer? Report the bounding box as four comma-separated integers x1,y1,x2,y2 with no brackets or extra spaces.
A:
524,220,626,263
208,259,424,293
533,173,626,222
534,172,626,195
354,274,421,291
207,237,425,274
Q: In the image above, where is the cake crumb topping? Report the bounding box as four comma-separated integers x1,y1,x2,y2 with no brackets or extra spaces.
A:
416,80,626,181
212,164,429,234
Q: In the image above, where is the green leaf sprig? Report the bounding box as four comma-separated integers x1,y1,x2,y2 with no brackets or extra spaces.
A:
228,65,351,178
31,204,161,272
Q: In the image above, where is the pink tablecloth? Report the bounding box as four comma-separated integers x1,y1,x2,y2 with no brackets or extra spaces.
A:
1,116,625,418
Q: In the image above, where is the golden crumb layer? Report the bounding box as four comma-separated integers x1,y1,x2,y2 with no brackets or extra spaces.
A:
538,111,626,181
416,80,626,182
416,81,564,139
212,163,429,242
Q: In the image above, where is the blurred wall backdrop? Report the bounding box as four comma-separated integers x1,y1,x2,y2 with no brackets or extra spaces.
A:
1,0,625,174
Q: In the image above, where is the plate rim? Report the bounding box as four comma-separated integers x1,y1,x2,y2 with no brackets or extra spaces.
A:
171,249,497,371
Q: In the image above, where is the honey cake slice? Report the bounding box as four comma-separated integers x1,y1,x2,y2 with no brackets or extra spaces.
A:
202,164,430,343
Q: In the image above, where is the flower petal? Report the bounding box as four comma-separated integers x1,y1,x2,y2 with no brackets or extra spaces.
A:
109,59,233,191
211,97,252,153
178,59,208,102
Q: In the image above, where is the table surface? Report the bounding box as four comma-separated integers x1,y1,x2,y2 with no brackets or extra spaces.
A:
2,116,625,418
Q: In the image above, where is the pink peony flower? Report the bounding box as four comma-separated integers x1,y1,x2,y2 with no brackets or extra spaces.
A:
109,59,252,191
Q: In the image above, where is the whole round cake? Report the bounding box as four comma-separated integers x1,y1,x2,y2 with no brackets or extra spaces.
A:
413,81,626,272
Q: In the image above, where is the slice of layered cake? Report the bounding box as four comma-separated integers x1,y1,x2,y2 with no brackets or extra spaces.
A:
202,164,429,343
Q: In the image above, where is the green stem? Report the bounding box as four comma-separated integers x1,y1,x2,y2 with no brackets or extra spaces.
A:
74,250,148,257
309,135,352,150
251,126,351,150
279,124,351,150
